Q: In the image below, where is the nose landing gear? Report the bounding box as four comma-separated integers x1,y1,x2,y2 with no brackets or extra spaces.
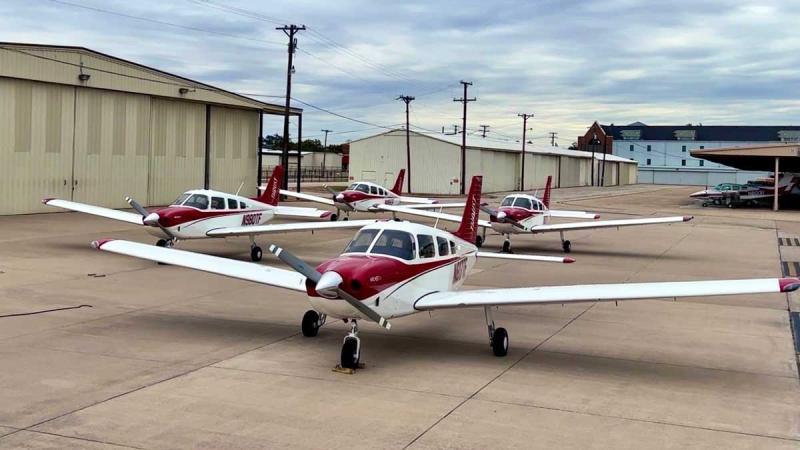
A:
338,320,362,371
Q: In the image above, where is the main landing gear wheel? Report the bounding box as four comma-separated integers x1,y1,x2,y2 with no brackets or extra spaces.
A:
301,310,323,337
156,239,167,247
341,337,360,369
330,213,338,221
250,246,263,262
492,327,509,357
475,235,484,248
562,240,572,253
502,240,511,253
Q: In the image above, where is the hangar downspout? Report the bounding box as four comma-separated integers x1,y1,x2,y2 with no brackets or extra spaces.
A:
257,111,264,188
774,156,779,211
204,104,211,190
297,113,302,192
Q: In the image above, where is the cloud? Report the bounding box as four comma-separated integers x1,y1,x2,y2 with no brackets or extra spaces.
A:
2,0,799,144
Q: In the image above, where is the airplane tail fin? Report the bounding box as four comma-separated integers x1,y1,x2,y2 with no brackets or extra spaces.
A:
542,175,552,209
390,169,406,195
257,165,283,206
453,175,482,244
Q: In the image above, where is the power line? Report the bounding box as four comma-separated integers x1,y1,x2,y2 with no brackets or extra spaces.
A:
45,0,284,46
291,98,396,130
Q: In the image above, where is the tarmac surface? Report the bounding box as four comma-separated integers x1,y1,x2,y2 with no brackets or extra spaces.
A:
0,184,798,449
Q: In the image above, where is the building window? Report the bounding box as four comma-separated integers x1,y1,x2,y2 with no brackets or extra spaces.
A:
681,160,686,166
699,160,704,167
629,144,634,151
682,145,686,152
646,158,651,165
647,145,651,152
699,145,704,149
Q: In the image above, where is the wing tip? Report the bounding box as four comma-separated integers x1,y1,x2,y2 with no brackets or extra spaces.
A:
779,277,800,292
41,197,55,205
90,238,114,250
683,215,694,222
563,257,576,264
594,214,601,219
320,211,333,218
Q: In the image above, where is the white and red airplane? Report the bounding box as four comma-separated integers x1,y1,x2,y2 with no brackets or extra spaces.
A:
279,169,464,221
380,175,693,253
44,166,377,261
91,175,799,370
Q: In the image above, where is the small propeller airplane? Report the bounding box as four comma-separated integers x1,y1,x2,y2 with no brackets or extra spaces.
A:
278,169,465,221
379,175,693,253
91,175,799,371
44,166,377,261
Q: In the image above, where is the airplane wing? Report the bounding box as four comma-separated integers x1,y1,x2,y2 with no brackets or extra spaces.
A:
398,202,465,210
273,205,332,219
415,278,800,310
529,216,692,233
42,198,143,225
375,204,492,228
398,196,438,205
206,219,379,237
279,189,335,206
92,239,307,291
476,252,574,264
548,210,600,219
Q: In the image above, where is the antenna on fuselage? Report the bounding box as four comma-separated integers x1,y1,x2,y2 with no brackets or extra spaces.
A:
235,180,245,196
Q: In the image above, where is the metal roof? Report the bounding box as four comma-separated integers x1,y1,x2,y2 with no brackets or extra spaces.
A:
691,144,800,171
352,129,637,163
0,42,301,115
601,124,800,142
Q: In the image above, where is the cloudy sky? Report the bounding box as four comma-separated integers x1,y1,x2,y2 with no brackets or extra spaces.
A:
2,0,800,146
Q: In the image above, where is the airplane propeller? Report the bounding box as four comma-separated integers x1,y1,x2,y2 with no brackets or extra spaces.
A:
323,184,343,204
268,244,392,330
125,196,175,239
479,204,525,229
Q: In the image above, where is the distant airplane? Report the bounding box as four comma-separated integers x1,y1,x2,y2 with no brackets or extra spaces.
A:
690,174,800,208
92,175,799,370
377,175,692,253
44,166,375,261
279,169,464,221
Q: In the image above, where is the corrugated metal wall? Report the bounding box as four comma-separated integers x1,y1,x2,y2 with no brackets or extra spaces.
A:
209,106,258,196
523,154,559,190
558,156,585,187
0,78,74,214
72,88,150,208
466,148,517,193
148,98,205,205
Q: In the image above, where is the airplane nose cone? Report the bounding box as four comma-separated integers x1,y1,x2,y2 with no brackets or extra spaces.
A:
496,211,507,220
316,271,343,299
335,193,345,202
143,212,160,226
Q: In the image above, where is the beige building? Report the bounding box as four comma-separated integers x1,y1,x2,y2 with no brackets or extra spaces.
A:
349,130,638,194
0,42,299,215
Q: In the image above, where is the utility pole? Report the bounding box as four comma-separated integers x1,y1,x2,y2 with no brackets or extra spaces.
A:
518,113,533,190
396,95,415,193
443,125,460,135
549,131,558,147
453,80,475,195
590,133,597,186
321,129,332,169
276,24,305,191
479,124,490,138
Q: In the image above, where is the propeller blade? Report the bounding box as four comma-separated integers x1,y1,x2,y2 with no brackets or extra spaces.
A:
267,244,322,283
479,204,498,216
126,196,149,217
323,185,339,196
267,244,391,329
336,288,392,330
480,204,525,229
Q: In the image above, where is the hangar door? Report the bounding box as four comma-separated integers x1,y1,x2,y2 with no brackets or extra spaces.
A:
209,106,258,196
72,88,150,208
0,79,74,214
148,99,206,206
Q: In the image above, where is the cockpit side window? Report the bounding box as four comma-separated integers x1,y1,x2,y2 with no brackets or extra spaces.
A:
370,230,415,260
501,196,514,207
513,197,533,210
240,201,247,209
211,197,225,210
370,186,378,195
355,184,370,193
378,188,386,196
418,234,436,258
344,229,379,253
184,194,209,210
172,193,190,206
437,236,449,256
449,241,457,254
227,198,238,209
532,200,543,211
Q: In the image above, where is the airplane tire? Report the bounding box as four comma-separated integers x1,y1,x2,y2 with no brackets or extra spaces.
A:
251,246,263,262
156,239,167,247
502,240,511,253
343,217,349,221
475,235,483,248
330,213,338,222
492,327,509,357
341,337,360,369
301,310,320,337
562,240,572,253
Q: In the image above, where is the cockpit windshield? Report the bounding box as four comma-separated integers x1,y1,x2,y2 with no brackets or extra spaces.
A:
348,183,359,190
501,197,514,207
344,229,379,253
355,184,370,193
184,194,209,210
371,230,415,260
171,193,190,206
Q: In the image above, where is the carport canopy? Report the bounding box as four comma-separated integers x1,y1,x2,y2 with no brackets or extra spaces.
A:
691,144,800,211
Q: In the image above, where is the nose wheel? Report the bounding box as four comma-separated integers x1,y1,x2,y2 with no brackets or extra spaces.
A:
339,320,362,370
502,237,512,253
301,310,326,337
